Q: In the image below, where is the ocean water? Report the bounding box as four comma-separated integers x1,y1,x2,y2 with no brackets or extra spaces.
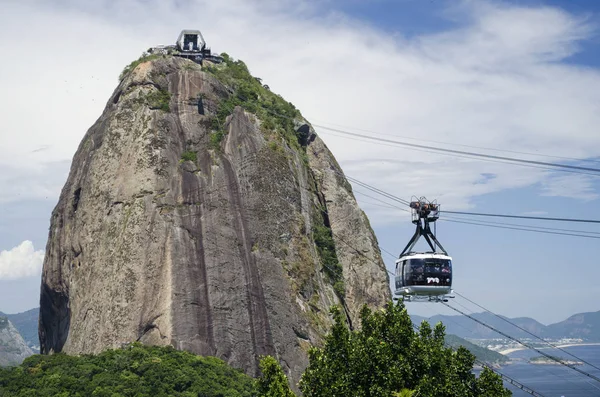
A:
498,345,600,397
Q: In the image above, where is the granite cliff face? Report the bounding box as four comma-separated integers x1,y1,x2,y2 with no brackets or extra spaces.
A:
39,54,390,383
0,317,33,366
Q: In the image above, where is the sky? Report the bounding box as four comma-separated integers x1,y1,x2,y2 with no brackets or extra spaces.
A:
0,0,599,326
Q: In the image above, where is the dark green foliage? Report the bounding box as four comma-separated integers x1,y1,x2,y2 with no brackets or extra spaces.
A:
299,301,512,397
180,151,197,162
210,130,226,150
204,54,302,150
146,89,171,112
312,224,344,297
0,343,257,396
120,54,161,80
256,356,295,397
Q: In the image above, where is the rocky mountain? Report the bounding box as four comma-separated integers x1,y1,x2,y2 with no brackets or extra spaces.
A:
0,309,39,352
0,317,33,366
38,53,390,386
411,310,600,341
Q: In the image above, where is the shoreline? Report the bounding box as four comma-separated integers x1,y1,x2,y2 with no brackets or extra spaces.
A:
499,342,600,355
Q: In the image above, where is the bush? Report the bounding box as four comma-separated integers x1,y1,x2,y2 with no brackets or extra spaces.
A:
180,151,197,162
146,89,171,112
210,130,226,150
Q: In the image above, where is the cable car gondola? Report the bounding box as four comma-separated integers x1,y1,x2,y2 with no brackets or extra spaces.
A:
394,198,454,302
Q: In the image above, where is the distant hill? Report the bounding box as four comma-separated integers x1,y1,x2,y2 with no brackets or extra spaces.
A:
0,309,38,353
444,334,509,365
0,317,33,366
546,311,600,340
410,310,600,341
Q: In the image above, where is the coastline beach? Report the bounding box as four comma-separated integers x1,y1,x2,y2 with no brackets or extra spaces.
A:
499,342,600,355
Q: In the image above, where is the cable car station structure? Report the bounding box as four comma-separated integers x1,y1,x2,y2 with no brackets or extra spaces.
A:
394,198,454,302
148,29,223,65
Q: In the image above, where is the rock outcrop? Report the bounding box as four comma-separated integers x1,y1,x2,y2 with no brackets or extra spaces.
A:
39,54,390,384
0,317,33,366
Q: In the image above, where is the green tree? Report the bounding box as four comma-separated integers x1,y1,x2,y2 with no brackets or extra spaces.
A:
256,356,295,397
299,301,511,397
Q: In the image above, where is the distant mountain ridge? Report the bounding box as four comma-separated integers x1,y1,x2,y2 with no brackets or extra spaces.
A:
0,309,39,352
410,310,600,341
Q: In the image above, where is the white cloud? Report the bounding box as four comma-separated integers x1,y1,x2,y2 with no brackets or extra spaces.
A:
0,241,44,280
541,174,599,200
0,0,599,221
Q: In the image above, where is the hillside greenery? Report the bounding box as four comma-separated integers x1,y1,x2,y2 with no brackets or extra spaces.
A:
203,53,302,151
0,343,257,396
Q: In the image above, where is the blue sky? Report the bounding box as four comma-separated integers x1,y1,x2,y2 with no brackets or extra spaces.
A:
1,0,599,325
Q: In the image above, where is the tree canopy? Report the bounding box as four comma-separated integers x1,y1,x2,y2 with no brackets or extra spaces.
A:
297,301,511,397
0,343,257,397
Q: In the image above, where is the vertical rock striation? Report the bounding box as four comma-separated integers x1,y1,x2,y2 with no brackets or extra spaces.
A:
39,54,390,384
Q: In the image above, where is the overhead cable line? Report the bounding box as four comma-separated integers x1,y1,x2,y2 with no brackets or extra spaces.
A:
442,216,600,236
314,125,600,176
353,190,408,210
343,173,600,232
308,118,600,165
342,172,600,227
442,302,600,385
344,175,411,206
441,218,600,240
441,210,600,224
318,127,599,176
454,291,600,372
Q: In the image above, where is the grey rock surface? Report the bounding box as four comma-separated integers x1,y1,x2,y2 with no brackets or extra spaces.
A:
0,317,33,366
39,56,390,385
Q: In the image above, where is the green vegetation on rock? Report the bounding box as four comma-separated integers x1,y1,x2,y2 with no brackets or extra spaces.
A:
146,89,171,112
204,53,302,149
180,150,197,163
312,224,344,298
0,343,257,396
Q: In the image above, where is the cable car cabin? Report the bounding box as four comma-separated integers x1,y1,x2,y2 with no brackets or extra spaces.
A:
395,252,452,301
